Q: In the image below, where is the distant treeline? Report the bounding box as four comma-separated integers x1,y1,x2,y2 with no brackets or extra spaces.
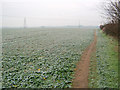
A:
100,0,120,39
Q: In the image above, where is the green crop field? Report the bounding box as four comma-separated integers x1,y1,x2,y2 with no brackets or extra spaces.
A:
2,28,95,88
89,30,118,88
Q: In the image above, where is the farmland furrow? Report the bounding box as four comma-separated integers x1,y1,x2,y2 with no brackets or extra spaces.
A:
72,31,97,88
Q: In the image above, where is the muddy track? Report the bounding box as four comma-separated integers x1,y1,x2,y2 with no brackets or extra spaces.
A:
72,31,97,88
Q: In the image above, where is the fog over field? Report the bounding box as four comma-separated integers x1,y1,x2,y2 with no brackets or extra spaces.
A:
1,0,105,28
0,0,119,88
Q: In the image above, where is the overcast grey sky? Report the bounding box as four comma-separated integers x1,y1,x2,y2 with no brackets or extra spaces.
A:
1,0,105,27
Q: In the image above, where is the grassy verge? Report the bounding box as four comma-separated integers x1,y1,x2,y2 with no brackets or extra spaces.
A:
89,30,118,88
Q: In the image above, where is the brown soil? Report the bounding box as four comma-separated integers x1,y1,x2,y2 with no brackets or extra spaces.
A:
72,31,97,88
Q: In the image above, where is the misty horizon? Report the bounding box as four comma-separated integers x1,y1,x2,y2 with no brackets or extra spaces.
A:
1,0,105,27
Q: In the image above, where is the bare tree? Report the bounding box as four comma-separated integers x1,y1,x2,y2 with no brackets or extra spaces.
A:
99,0,120,38
103,0,120,23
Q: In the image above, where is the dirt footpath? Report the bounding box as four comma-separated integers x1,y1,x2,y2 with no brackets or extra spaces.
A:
72,31,97,88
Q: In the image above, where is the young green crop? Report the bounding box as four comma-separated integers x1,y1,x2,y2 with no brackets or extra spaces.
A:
2,28,95,88
89,30,118,88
